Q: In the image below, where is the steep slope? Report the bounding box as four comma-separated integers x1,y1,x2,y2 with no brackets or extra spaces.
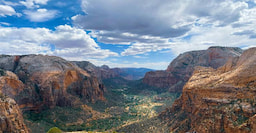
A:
0,55,105,111
74,61,152,80
160,47,256,133
143,46,243,92
0,95,29,133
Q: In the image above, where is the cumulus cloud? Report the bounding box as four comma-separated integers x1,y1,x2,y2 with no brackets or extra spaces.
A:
0,25,118,59
73,0,193,39
122,15,256,56
24,8,58,22
0,5,20,17
48,25,118,59
71,0,256,56
73,0,248,38
20,0,49,8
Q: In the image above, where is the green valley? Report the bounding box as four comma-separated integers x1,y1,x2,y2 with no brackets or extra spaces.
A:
24,78,180,132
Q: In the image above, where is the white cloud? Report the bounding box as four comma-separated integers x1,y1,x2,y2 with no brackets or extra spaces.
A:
0,22,10,26
47,25,118,59
88,30,169,45
73,0,192,39
121,42,173,56
0,25,118,59
122,17,256,56
24,8,58,22
71,0,256,57
0,1,20,6
168,24,256,55
55,2,67,7
0,5,20,17
0,41,51,55
74,0,248,38
20,0,49,8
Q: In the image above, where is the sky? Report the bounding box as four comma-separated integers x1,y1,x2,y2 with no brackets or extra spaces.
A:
0,0,256,70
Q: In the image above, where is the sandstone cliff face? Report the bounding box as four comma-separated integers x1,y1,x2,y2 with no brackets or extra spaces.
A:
143,46,243,92
160,47,256,133
0,95,29,133
0,55,105,111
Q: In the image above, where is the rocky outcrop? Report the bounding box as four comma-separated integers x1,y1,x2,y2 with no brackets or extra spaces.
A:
160,47,256,133
143,46,243,92
0,95,29,133
0,55,105,111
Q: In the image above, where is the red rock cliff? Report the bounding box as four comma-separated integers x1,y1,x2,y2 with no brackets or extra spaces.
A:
160,47,256,133
0,55,105,111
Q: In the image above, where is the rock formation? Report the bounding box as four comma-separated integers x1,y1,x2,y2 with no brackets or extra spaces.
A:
0,55,105,111
160,47,256,132
0,95,29,133
143,46,243,92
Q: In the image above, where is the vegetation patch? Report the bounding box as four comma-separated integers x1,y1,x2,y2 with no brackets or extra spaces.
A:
47,127,62,133
0,69,6,76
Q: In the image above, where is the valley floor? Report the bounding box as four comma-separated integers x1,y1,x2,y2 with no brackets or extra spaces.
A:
24,79,180,133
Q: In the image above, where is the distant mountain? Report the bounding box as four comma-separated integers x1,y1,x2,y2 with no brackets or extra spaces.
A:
113,67,154,80
73,61,153,80
160,47,256,132
143,46,243,92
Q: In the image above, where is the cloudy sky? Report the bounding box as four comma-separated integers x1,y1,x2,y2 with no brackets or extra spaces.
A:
0,0,256,69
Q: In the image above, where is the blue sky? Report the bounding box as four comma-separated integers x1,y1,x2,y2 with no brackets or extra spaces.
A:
0,0,256,69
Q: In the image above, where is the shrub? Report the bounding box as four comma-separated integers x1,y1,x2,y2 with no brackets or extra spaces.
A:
0,93,4,99
47,127,62,133
0,69,5,76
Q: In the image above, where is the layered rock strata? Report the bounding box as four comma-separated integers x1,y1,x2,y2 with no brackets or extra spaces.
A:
0,55,105,111
160,47,256,133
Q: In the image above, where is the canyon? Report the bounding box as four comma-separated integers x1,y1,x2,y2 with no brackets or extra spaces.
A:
0,46,255,133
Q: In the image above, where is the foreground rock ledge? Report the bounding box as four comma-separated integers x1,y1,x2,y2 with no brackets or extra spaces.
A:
0,96,29,133
160,47,256,133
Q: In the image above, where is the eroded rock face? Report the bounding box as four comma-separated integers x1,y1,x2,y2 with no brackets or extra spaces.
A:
143,46,243,92
0,55,105,111
160,47,256,133
0,96,29,133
